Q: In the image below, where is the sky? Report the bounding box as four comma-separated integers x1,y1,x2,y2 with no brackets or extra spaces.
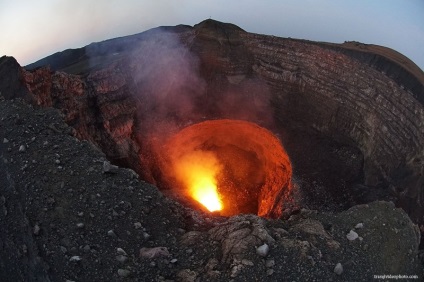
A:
1,0,423,70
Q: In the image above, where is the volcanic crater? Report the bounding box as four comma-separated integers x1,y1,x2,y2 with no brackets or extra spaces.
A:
19,19,424,224
1,19,424,280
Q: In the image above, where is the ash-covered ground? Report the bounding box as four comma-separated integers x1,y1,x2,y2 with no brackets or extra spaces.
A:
1,97,422,281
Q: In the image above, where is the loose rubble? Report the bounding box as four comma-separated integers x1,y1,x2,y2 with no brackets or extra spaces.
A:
139,247,170,259
0,98,422,281
346,230,359,241
355,223,364,229
334,263,343,275
117,269,131,277
69,256,81,262
256,243,270,257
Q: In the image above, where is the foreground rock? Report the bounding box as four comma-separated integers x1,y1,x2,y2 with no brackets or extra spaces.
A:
0,98,421,281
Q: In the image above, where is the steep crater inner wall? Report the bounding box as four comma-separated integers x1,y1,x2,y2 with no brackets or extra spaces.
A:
3,20,423,232
243,33,424,224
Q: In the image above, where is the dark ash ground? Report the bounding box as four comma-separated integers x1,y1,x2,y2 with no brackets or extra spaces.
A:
0,97,422,281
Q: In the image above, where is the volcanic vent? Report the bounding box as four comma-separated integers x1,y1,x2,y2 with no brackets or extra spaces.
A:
157,119,292,218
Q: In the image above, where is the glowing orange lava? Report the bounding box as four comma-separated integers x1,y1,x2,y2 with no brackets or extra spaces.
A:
160,119,292,217
174,151,223,212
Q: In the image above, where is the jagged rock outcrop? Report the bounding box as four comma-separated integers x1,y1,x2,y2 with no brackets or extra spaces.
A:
1,19,424,235
0,56,33,102
12,59,144,179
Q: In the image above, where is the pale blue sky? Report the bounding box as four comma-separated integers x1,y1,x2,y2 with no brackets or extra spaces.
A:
1,0,423,70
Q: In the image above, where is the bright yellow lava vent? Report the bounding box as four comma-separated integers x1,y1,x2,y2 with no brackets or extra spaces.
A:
175,150,223,212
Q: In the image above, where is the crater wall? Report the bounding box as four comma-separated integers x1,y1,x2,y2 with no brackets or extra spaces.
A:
1,19,423,227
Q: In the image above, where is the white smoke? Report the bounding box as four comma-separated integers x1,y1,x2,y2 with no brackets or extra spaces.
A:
130,29,206,138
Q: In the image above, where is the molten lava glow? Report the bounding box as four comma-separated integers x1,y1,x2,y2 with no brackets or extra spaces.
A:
161,119,292,217
174,151,223,212
190,176,222,212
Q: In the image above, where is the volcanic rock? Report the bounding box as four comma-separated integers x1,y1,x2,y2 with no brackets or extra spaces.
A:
334,263,343,275
117,269,131,277
0,97,421,280
139,247,170,259
256,243,270,257
69,256,81,262
346,230,359,241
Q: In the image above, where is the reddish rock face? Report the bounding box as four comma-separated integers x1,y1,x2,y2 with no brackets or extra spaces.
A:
17,61,142,179
0,20,423,226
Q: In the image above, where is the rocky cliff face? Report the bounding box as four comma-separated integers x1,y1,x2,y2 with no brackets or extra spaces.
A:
2,19,424,235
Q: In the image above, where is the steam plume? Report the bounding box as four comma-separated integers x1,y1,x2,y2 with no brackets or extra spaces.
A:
129,28,274,140
130,30,206,139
